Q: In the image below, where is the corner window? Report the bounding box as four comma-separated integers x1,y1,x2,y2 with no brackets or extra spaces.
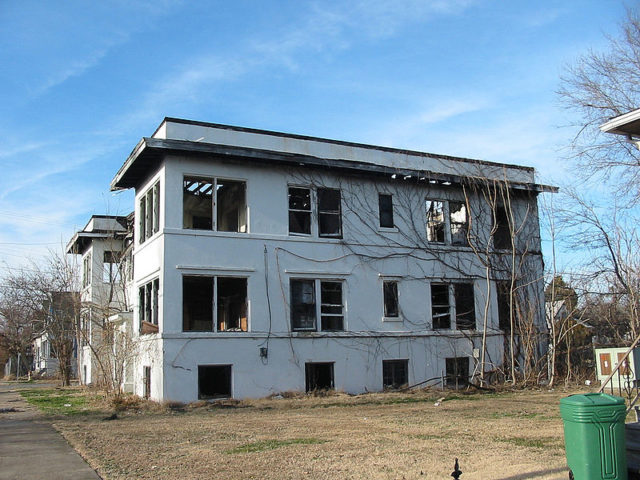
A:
383,280,399,318
426,199,468,246
378,194,394,228
183,177,247,233
430,282,476,330
182,275,248,332
383,359,408,389
290,279,344,332
139,278,159,334
493,206,511,250
288,186,342,238
139,180,160,244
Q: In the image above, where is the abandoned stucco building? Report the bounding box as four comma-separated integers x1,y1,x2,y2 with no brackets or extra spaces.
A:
75,118,552,402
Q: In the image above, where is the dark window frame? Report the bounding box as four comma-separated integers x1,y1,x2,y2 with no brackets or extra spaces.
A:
378,193,394,229
290,278,345,332
425,198,469,246
198,364,232,399
383,280,399,318
383,359,408,389
430,282,476,330
287,185,342,239
139,278,160,334
139,180,160,244
493,205,512,250
305,362,334,392
183,176,247,233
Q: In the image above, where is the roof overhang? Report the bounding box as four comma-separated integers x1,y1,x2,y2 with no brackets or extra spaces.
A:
66,232,115,254
111,137,557,194
601,108,640,138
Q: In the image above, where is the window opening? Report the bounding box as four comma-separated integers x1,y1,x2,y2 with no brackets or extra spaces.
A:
497,281,512,331
288,187,312,235
426,200,445,243
103,251,121,283
139,279,159,334
290,279,316,331
217,277,248,331
383,359,408,389
383,280,399,318
455,283,476,330
449,201,468,246
305,362,334,392
378,194,394,228
143,366,151,399
493,206,512,250
198,365,232,399
217,179,247,232
82,253,91,288
318,188,342,238
320,281,343,331
446,357,469,388
183,177,246,232
183,177,213,230
140,181,160,243
431,284,450,329
183,276,213,331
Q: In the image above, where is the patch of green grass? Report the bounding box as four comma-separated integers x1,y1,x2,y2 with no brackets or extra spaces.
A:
498,436,562,449
225,438,325,454
20,388,99,416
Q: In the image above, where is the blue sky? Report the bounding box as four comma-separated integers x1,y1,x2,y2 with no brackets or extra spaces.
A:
0,0,628,271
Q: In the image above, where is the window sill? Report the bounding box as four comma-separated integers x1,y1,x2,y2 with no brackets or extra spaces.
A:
382,316,402,322
378,227,398,233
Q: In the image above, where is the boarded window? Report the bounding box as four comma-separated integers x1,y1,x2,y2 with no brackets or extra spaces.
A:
426,200,445,243
183,276,213,331
431,284,450,329
383,281,399,318
446,357,469,387
378,194,394,228
383,359,408,389
289,187,312,235
217,277,248,332
449,201,468,246
318,188,342,238
198,365,231,399
493,206,512,250
290,279,316,331
305,362,334,392
320,281,343,331
455,283,475,330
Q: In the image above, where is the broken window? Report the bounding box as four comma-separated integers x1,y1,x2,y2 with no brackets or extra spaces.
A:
383,280,399,318
431,284,450,329
198,365,232,399
291,279,344,332
431,282,476,330
383,359,408,389
320,281,344,331
183,177,247,232
288,187,312,235
497,281,513,332
305,362,334,392
493,205,512,250
82,252,91,289
103,251,121,284
426,200,445,243
139,278,159,334
449,201,468,246
139,180,160,243
446,357,469,387
183,276,248,332
318,188,342,238
183,276,213,331
378,193,394,228
217,277,248,332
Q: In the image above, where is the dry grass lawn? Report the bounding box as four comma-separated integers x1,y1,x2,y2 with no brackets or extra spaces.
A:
48,388,580,480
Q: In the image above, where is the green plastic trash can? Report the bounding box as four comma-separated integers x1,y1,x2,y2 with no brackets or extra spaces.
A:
560,393,628,480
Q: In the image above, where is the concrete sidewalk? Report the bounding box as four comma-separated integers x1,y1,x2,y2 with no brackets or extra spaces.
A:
0,383,101,480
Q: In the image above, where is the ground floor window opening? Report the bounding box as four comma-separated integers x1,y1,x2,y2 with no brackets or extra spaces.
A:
198,365,232,399
445,357,470,388
305,362,334,392
382,359,408,389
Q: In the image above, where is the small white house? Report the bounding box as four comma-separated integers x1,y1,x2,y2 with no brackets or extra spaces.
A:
81,117,554,402
32,332,59,377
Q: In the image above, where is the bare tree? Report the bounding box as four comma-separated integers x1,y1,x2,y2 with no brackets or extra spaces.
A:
558,7,640,202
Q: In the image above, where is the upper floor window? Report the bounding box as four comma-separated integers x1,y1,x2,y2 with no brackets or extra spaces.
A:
183,177,247,233
139,181,160,244
383,280,399,318
378,194,394,228
103,251,122,284
493,205,512,250
182,275,248,332
288,187,342,238
430,282,476,330
82,253,91,289
290,279,344,331
426,199,468,246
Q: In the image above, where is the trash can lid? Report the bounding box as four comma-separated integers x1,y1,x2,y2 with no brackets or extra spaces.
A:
560,392,625,407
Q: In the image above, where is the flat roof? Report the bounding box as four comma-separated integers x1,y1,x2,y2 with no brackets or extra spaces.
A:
601,108,640,137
